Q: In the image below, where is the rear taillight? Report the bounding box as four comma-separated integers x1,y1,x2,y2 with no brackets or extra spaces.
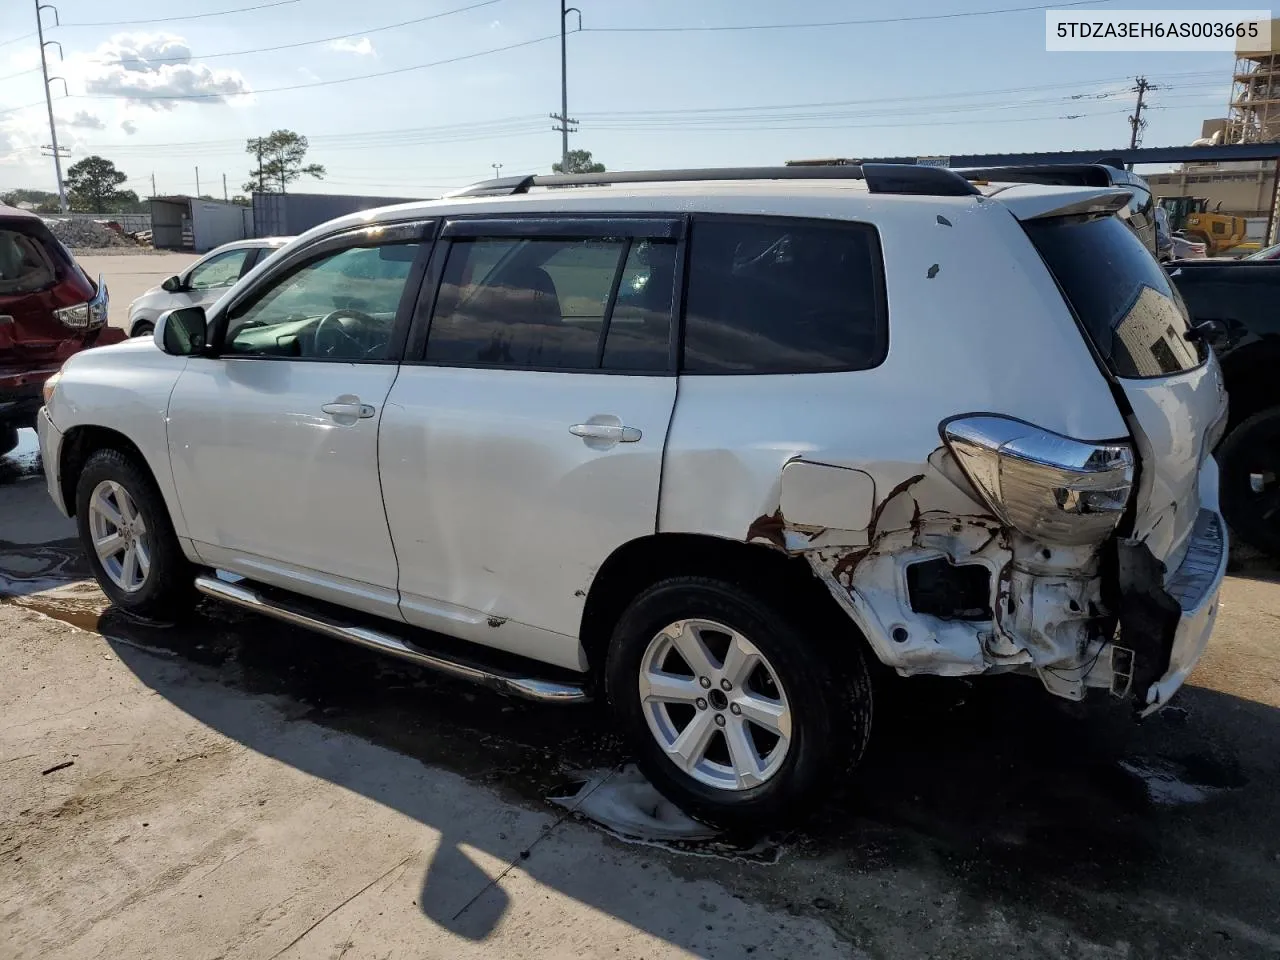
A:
941,415,1134,546
53,274,109,329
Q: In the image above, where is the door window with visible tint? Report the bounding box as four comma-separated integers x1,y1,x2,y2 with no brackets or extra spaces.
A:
0,229,56,295
187,248,250,290
223,241,420,361
1026,213,1203,379
425,236,674,371
681,217,888,373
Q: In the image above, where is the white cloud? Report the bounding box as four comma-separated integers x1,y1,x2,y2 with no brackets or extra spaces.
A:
327,37,376,56
65,110,106,130
81,33,251,110
121,119,138,135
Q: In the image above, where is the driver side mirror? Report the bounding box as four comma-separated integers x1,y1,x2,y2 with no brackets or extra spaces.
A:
160,274,186,293
154,306,207,356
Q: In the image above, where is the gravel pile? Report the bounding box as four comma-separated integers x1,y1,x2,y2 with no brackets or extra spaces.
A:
42,218,140,249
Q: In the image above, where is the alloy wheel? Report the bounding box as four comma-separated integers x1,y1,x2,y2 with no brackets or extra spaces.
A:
88,479,151,593
638,618,793,791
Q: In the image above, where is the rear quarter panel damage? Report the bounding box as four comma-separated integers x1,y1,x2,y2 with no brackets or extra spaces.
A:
655,198,1131,697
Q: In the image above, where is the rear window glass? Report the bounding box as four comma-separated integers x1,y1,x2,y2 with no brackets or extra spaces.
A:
1025,214,1202,379
0,229,56,295
681,217,887,373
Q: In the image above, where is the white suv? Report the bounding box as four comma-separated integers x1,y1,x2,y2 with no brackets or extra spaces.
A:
37,165,1229,828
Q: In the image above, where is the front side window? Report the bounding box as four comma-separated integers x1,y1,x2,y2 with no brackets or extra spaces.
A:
681,217,887,373
425,235,675,371
223,241,419,361
187,249,250,290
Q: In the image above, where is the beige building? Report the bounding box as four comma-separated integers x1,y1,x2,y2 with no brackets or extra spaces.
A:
1145,165,1277,221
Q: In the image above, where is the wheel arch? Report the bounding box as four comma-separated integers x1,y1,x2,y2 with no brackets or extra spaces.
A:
59,425,158,519
578,532,866,676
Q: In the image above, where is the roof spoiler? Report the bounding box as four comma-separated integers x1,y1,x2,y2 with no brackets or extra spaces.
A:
446,163,981,199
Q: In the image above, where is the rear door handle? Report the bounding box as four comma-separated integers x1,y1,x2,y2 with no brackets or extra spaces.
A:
569,423,642,443
322,401,376,419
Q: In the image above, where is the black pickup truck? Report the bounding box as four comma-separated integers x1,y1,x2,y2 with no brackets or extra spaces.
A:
1166,258,1280,554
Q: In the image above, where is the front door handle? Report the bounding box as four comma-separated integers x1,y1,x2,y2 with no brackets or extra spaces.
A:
322,400,376,419
569,423,642,443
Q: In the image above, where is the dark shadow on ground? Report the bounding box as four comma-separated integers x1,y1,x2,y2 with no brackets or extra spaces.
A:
71,597,1280,959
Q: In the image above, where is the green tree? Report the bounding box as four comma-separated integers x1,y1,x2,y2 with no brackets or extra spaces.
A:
244,129,325,195
552,149,605,174
1,188,60,213
65,156,129,213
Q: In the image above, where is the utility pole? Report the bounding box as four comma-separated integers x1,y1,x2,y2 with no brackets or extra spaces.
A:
491,162,503,178
1128,76,1151,150
195,166,201,196
551,1,581,171
35,1,67,212
151,172,156,197
223,172,228,201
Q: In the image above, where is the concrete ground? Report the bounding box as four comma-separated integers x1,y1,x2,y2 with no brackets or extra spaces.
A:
3,432,1280,959
74,251,199,334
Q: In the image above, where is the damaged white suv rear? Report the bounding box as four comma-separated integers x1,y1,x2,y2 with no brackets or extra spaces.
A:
38,165,1228,829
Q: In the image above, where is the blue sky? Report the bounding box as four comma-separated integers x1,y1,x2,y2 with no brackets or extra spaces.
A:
0,0,1243,198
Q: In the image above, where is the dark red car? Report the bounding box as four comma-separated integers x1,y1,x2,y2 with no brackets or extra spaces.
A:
0,205,123,456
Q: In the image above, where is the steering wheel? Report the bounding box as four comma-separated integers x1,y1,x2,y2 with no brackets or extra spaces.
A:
313,308,378,358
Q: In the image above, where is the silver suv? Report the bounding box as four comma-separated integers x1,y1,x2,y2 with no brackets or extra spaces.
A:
38,165,1229,828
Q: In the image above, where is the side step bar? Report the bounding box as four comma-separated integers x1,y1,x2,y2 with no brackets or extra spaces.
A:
194,574,588,704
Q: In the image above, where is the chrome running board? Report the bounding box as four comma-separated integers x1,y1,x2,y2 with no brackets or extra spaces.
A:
194,574,588,703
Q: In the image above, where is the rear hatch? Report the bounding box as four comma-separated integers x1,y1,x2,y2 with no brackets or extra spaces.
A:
0,212,100,361
997,185,1227,569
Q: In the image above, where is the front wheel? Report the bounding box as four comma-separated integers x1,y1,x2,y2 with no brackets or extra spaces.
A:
605,576,872,830
130,320,154,338
1218,407,1280,557
75,448,194,619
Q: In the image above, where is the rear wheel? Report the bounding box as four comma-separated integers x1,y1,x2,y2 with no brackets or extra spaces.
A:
605,576,872,830
75,448,194,619
1218,407,1280,556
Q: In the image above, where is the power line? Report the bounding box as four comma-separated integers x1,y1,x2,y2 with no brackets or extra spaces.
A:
92,0,503,65
0,31,37,48
0,66,42,82
585,0,1112,33
74,33,558,102
57,0,302,28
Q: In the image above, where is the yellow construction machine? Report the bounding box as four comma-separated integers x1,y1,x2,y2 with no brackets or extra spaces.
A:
1158,196,1250,255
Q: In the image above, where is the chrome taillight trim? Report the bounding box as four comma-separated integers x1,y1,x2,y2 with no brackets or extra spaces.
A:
941,414,1135,546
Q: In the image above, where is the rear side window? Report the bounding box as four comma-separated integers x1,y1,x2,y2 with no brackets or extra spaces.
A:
425,236,675,371
681,217,887,373
0,229,56,295
1025,214,1202,379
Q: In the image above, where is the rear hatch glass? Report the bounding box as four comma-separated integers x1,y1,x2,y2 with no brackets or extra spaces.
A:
1024,213,1201,379
0,228,57,296
1024,210,1226,570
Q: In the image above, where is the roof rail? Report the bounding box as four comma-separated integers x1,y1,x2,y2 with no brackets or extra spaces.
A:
445,163,980,199
958,164,1118,188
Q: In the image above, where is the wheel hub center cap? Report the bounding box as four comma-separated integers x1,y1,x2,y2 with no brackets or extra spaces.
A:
708,688,728,711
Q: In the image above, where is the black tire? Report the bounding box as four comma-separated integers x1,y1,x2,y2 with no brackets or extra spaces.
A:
130,320,154,338
604,576,872,831
1218,407,1280,557
0,425,17,458
75,447,195,619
